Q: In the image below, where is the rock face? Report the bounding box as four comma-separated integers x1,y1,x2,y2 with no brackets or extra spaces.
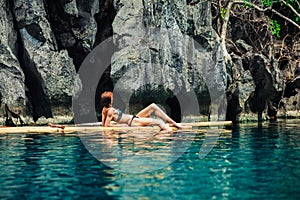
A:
0,0,299,123
225,13,298,122
12,0,80,121
0,0,115,123
227,52,283,121
0,1,26,116
111,0,227,121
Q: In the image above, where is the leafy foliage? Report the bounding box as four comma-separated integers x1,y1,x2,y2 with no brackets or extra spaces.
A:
241,0,299,37
269,19,281,38
212,0,299,59
220,7,227,19
262,0,273,7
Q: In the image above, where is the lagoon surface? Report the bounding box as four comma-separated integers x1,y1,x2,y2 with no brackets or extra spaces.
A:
0,120,300,199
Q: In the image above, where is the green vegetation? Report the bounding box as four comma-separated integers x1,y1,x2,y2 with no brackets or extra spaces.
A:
269,19,281,38
220,7,227,19
214,0,299,65
218,0,299,39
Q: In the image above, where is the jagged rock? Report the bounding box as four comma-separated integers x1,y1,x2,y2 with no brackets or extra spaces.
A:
111,0,227,120
0,0,26,117
285,76,300,97
247,54,276,113
278,76,300,117
44,0,100,68
226,54,256,122
226,37,284,121
277,92,300,118
12,0,79,121
0,0,115,123
63,0,79,16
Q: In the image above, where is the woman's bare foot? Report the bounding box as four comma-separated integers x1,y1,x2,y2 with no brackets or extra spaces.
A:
169,122,183,129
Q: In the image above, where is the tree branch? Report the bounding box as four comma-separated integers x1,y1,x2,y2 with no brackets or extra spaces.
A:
280,0,300,19
220,1,234,64
271,7,300,29
234,0,300,29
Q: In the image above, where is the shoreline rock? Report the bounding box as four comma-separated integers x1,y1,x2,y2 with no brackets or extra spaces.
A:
1,112,300,126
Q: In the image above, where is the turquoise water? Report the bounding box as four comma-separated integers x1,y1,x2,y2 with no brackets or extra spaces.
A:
0,120,300,199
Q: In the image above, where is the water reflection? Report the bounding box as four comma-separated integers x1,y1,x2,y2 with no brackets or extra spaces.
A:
79,129,197,173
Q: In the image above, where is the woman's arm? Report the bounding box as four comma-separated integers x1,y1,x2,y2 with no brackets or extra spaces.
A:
102,108,106,126
104,109,114,127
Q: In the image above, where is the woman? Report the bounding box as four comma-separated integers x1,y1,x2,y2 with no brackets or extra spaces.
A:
101,91,181,131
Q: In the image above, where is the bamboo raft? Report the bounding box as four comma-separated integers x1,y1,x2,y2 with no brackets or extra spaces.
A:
0,121,232,134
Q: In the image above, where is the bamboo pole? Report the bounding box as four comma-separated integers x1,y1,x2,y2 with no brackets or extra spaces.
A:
0,121,232,134
180,121,233,127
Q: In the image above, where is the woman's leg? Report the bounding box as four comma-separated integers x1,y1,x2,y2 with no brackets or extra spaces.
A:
136,103,181,128
131,117,172,131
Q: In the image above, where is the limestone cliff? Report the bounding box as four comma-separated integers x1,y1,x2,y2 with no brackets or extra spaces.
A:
0,0,299,124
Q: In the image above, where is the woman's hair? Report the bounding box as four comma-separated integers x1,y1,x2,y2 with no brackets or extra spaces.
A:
101,91,113,108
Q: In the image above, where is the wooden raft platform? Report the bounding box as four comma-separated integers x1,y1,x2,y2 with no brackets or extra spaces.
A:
0,121,232,134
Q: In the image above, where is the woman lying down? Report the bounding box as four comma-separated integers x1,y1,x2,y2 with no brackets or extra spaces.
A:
101,91,182,132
